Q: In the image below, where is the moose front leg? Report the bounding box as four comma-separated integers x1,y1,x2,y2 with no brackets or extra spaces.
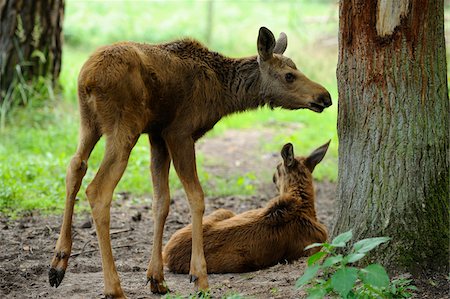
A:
166,135,209,291
147,135,171,294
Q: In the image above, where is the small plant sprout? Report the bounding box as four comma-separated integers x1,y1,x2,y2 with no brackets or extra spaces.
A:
296,230,417,298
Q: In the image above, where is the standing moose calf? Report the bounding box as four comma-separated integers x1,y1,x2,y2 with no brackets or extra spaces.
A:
49,27,331,298
163,142,329,274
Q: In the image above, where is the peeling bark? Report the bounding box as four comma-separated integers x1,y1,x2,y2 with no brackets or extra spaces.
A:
334,0,449,273
0,0,64,102
376,0,410,37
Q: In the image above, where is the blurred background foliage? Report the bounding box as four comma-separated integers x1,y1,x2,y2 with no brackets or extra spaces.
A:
1,0,448,215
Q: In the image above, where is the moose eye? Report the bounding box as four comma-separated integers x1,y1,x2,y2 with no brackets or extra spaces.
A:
285,73,295,83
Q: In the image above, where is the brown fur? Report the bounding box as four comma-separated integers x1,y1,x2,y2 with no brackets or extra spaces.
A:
163,142,330,273
49,27,331,298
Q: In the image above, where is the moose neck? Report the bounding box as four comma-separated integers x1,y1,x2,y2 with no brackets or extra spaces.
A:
219,56,264,115
285,184,317,218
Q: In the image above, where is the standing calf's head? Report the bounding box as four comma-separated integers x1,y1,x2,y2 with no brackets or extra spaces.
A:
257,27,332,112
273,141,330,194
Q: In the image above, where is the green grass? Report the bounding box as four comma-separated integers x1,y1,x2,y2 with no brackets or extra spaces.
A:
63,0,338,55
1,0,339,216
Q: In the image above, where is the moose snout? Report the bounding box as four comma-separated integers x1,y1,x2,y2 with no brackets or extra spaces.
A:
308,91,332,113
318,92,332,107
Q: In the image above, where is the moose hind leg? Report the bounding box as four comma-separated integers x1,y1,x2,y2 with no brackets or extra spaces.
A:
86,134,138,298
49,124,100,288
204,209,235,224
147,135,171,294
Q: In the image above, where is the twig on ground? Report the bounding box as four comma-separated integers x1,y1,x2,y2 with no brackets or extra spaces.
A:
110,227,134,235
80,240,91,254
90,227,134,236
71,243,137,257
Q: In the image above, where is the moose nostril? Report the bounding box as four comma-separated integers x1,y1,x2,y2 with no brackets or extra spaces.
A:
318,92,332,107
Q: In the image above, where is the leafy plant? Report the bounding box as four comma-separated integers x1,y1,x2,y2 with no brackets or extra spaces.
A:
296,230,417,298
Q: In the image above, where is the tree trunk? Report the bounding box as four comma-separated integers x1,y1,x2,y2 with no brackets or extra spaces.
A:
334,0,449,273
0,0,64,102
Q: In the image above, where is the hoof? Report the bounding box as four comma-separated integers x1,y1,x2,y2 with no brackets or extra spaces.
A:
49,250,70,287
189,274,198,283
148,277,169,294
49,267,65,288
189,273,209,293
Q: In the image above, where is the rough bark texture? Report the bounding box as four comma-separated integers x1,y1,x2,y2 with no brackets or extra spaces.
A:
334,0,449,273
0,0,64,101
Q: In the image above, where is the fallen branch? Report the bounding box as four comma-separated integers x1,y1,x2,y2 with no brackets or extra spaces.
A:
110,227,134,235
90,227,134,236
71,243,136,257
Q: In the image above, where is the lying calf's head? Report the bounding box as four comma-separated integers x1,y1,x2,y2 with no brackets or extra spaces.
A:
273,141,330,194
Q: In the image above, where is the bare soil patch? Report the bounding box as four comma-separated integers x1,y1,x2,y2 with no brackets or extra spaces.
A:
1,129,447,298
0,189,334,299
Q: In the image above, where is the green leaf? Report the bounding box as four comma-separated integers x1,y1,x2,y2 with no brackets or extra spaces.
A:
331,230,353,247
305,242,324,250
306,287,327,299
353,237,390,253
346,291,357,299
345,253,365,263
360,264,390,288
308,251,327,266
390,284,397,294
296,264,320,289
331,267,358,298
322,254,343,267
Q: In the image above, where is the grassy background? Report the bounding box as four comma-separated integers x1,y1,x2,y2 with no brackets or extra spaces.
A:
0,0,407,215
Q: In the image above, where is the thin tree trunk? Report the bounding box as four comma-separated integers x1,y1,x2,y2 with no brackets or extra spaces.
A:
205,1,214,44
0,0,64,102
334,0,449,273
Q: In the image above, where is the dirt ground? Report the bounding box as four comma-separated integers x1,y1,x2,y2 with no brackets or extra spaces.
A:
1,129,448,298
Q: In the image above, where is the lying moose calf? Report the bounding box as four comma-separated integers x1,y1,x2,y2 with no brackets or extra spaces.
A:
163,141,330,273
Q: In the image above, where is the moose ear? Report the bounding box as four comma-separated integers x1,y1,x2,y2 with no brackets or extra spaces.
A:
273,32,287,55
281,143,295,168
305,140,330,172
257,27,276,61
